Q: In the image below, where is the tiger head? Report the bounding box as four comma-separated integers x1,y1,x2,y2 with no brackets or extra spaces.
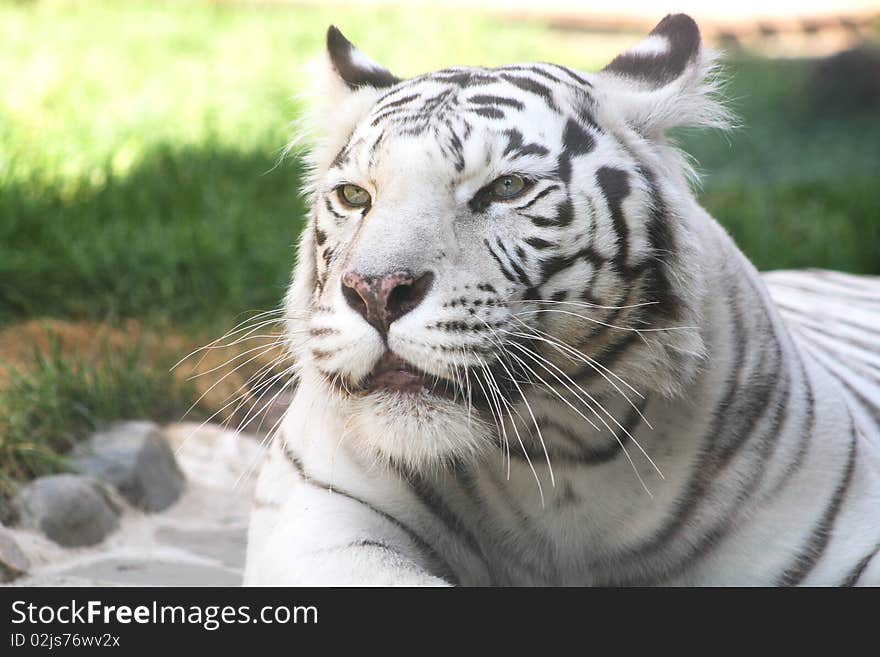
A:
285,15,728,471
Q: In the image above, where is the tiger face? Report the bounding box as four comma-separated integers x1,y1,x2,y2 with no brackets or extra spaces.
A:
286,16,727,471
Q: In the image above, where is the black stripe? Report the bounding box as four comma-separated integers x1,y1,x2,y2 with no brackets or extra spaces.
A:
496,238,532,287
374,93,421,113
553,198,575,227
546,62,592,87
283,446,458,583
442,118,467,173
468,94,525,110
766,349,815,498
557,152,572,184
524,236,554,250
537,245,605,283
485,239,518,283
597,283,801,584
501,128,550,159
321,245,335,267
500,64,566,84
472,107,505,120
637,164,682,322
499,73,559,112
330,143,351,169
576,100,601,132
431,69,499,87
562,118,595,156
367,129,387,171
525,197,575,229
777,426,857,586
371,102,427,127
514,401,646,465
713,300,784,469
841,542,880,586
324,196,346,221
515,185,559,211
394,467,488,565
595,167,631,267
349,539,399,552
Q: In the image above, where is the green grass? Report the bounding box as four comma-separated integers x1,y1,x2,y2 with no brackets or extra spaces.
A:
0,330,203,518
681,57,880,273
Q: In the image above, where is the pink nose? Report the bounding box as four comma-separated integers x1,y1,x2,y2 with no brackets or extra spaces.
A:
341,270,434,337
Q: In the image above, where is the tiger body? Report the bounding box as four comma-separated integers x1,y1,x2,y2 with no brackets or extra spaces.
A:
243,15,880,586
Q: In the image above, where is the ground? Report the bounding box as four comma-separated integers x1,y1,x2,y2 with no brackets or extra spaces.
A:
8,423,258,587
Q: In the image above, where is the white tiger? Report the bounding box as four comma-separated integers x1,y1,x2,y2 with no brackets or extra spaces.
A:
243,14,880,586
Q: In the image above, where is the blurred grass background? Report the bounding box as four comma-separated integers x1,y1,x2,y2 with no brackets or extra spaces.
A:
2,0,878,329
0,0,878,496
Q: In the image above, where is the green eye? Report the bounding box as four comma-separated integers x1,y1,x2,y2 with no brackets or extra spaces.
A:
338,184,371,208
489,175,527,200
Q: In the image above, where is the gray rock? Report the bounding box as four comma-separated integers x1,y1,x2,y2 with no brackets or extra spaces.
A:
15,475,120,547
0,524,30,582
70,421,185,512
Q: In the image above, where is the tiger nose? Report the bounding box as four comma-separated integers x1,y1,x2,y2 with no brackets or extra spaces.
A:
341,270,434,337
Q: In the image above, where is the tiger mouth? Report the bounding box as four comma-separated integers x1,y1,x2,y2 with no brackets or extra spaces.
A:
357,352,454,397
334,351,519,407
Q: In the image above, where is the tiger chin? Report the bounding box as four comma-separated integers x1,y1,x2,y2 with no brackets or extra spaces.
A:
244,15,880,586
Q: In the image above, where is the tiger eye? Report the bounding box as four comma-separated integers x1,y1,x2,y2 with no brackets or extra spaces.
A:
490,175,526,200
338,184,371,207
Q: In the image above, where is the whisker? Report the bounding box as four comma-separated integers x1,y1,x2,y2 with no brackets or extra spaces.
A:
504,321,653,431
233,389,297,492
185,340,285,380
501,346,601,433
171,309,286,371
514,307,697,338
510,316,645,399
481,362,545,506
178,342,287,429
175,351,293,456
509,299,659,311
476,319,555,488
472,360,511,478
234,368,297,438
506,341,662,493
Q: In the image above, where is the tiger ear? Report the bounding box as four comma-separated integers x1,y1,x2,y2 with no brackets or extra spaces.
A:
326,26,400,93
300,27,401,175
598,14,730,137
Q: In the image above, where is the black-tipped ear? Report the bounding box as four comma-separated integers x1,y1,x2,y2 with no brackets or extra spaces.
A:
603,14,701,87
326,25,400,91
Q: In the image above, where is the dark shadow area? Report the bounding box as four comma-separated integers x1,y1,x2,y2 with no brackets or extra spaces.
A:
677,53,880,275
0,145,307,328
